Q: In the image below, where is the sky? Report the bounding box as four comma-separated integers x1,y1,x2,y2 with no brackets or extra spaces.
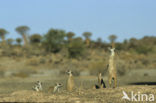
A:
0,0,156,42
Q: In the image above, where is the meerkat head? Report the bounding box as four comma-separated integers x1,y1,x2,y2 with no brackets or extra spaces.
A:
53,83,63,93
108,47,115,56
56,83,63,88
36,81,42,85
66,70,73,76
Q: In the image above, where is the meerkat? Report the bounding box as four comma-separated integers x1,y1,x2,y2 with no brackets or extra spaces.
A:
98,73,102,87
35,81,43,91
108,47,117,88
32,85,40,92
32,81,43,91
94,84,100,89
48,83,63,93
95,73,106,89
66,70,75,91
101,78,106,88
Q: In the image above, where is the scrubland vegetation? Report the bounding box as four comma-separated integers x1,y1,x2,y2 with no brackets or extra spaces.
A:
0,26,156,76
0,26,156,102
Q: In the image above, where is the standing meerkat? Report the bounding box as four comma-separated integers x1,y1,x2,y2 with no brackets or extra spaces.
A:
98,73,102,87
48,83,63,93
108,47,117,88
66,70,75,91
95,73,106,89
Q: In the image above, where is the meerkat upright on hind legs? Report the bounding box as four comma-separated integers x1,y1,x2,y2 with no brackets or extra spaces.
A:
108,45,117,88
66,70,75,91
94,73,106,89
98,73,102,87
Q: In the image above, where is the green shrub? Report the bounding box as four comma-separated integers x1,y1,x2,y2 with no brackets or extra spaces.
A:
42,29,66,53
30,34,42,44
135,45,152,54
67,37,85,58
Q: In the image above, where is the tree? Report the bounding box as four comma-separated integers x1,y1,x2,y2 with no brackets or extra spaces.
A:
108,34,117,43
16,38,22,45
108,34,117,48
83,32,92,46
6,38,14,45
43,28,66,53
66,32,75,42
0,28,9,45
30,34,42,44
68,37,85,58
15,26,30,46
129,37,138,48
96,37,102,48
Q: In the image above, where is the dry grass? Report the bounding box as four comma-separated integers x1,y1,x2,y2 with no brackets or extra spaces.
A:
0,48,155,102
0,86,155,103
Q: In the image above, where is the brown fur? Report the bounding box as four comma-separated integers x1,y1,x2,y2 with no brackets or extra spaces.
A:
108,48,117,88
98,73,102,88
67,70,75,91
48,83,62,93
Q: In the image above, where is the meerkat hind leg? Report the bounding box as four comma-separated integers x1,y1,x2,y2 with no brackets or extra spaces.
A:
109,77,112,88
112,77,116,88
114,77,117,88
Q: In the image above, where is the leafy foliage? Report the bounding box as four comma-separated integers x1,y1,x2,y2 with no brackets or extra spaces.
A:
6,38,14,45
16,38,22,45
15,26,30,35
30,34,42,44
0,28,9,44
83,32,92,46
135,44,153,54
43,29,66,53
108,34,117,43
83,32,92,39
15,26,30,46
66,32,75,42
68,37,85,58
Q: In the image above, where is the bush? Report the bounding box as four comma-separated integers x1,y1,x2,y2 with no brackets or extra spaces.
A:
117,65,127,76
68,37,85,58
116,60,129,76
30,34,42,44
43,29,66,53
39,57,46,64
135,45,152,54
89,61,107,75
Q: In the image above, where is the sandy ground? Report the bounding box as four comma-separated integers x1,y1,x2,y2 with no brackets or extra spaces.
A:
0,68,156,103
0,85,156,103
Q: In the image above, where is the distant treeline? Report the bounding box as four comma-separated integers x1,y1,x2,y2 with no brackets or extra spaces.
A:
0,26,156,58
